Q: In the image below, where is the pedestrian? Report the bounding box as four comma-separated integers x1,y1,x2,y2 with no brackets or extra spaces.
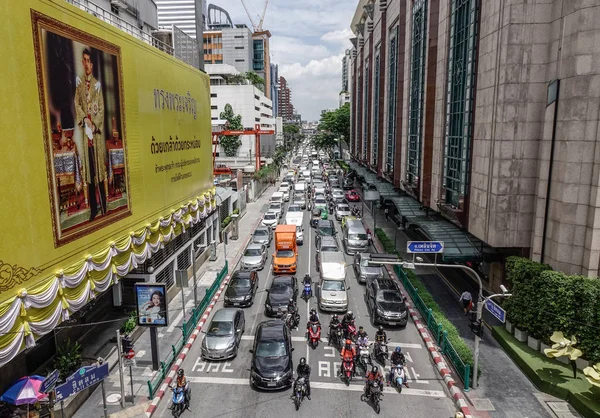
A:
384,206,389,221
459,290,473,315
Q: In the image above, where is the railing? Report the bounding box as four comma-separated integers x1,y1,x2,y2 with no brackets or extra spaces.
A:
394,265,471,390
147,261,229,398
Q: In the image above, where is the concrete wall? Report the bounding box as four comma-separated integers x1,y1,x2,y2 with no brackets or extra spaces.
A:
222,27,253,74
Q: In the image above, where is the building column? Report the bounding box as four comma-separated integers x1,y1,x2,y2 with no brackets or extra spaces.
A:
377,5,387,176
393,0,407,188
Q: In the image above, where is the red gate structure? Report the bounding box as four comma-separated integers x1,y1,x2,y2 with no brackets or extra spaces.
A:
212,124,275,175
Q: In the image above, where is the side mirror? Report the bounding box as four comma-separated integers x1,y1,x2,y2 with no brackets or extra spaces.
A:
347,286,351,290
201,330,206,334
291,347,295,352
249,349,254,354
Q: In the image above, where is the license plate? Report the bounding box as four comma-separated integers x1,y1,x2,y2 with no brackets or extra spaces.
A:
267,382,276,387
388,322,398,326
233,303,240,306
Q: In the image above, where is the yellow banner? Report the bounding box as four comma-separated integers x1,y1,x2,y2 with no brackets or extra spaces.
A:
0,1,213,304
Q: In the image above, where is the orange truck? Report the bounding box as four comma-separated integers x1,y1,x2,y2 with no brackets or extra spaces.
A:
272,225,298,274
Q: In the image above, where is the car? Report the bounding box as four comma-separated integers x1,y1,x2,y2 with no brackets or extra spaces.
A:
295,225,304,245
365,278,409,326
285,204,304,226
279,188,290,202
353,252,393,284
201,308,245,360
224,270,259,307
335,203,352,221
315,235,341,271
342,178,354,190
331,188,345,202
314,219,336,248
313,197,328,213
262,212,279,229
241,243,267,271
345,190,360,202
341,215,358,230
268,202,284,218
313,184,326,195
249,320,294,390
252,226,273,247
310,208,324,228
293,193,306,209
264,275,298,317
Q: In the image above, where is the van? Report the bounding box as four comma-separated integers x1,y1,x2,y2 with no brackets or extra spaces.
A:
342,220,369,255
317,251,349,312
270,192,284,204
294,182,306,193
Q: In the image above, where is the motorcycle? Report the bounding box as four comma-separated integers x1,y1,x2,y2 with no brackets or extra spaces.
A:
302,281,313,301
339,356,354,385
344,323,357,342
328,326,343,349
361,380,383,414
373,340,389,364
307,323,321,349
390,364,408,393
357,343,372,371
293,377,308,411
284,311,300,329
169,385,189,417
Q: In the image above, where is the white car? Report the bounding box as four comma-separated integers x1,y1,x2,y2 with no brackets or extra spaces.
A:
296,225,304,245
285,205,304,226
279,188,290,202
267,202,283,218
335,203,352,221
262,212,279,229
332,188,345,202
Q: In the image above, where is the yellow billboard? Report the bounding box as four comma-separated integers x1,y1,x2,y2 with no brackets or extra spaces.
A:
0,1,214,365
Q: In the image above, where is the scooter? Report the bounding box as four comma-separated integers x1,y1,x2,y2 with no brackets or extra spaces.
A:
357,343,372,371
390,364,408,393
345,323,357,342
374,340,389,365
293,377,308,411
307,323,321,349
284,311,300,329
169,385,189,418
328,326,343,349
361,380,383,414
302,281,313,301
339,356,355,385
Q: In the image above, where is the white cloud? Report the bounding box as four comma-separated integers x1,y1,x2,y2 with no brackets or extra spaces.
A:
320,28,354,48
270,36,331,67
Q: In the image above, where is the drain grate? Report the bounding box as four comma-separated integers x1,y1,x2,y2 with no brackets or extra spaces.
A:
547,401,579,417
472,398,495,411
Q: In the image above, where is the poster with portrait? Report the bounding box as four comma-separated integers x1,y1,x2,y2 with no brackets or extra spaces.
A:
32,11,131,247
134,283,169,327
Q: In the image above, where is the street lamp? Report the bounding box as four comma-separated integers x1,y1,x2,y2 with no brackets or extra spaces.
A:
215,193,227,262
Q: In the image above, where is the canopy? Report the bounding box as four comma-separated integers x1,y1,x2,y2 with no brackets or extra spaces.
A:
0,375,47,405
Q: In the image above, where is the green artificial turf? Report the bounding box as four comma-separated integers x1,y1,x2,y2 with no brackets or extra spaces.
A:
493,326,600,418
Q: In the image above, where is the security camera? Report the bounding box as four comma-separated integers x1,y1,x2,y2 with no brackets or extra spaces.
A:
500,284,508,294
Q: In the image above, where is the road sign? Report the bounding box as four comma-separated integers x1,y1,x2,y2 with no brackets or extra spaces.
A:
55,362,109,402
485,299,506,323
125,350,135,359
407,241,444,254
40,369,60,394
124,358,137,367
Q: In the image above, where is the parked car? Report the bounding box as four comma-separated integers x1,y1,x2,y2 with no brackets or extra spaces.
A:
335,203,352,221
252,226,272,247
241,243,267,271
249,320,294,390
264,275,298,317
224,270,259,307
262,212,279,229
201,308,245,360
345,190,360,202
365,278,409,327
353,252,398,284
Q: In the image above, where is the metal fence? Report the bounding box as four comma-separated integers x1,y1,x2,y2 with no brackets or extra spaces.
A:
147,261,229,398
394,265,471,390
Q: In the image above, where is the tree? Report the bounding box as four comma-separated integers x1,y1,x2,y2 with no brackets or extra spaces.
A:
313,103,350,158
244,71,265,92
219,104,243,156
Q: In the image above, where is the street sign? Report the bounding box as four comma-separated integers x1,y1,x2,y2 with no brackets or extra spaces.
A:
124,358,137,367
125,350,135,359
40,369,60,394
407,241,444,254
485,299,506,323
55,362,109,402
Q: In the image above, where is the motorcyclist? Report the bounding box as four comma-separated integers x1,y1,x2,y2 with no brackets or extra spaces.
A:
328,200,335,214
357,326,369,348
302,274,312,296
375,326,387,344
364,366,384,399
388,346,408,387
342,311,355,339
296,357,312,400
175,369,190,408
340,339,357,375
306,308,321,335
287,298,299,326
328,314,342,344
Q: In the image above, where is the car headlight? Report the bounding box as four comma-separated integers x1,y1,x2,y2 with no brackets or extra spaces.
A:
281,369,292,379
251,370,260,379
377,307,385,315
400,311,407,317
224,295,231,301
244,294,252,300
266,302,272,309
227,340,236,349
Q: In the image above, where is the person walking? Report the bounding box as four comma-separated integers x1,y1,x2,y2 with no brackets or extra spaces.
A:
459,290,473,315
384,206,389,221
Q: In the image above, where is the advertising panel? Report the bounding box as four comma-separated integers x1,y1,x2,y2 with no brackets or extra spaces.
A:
135,283,169,327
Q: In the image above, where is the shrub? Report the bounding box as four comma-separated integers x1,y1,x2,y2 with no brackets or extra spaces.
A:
120,311,137,335
375,228,399,255
54,339,82,381
221,216,232,229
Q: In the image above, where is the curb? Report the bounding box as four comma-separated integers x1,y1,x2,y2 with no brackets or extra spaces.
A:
365,221,474,418
145,199,268,417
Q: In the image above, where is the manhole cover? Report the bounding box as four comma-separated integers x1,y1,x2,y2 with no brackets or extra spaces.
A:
472,398,495,411
105,393,122,404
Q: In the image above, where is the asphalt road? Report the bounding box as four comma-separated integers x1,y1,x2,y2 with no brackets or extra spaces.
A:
156,184,457,418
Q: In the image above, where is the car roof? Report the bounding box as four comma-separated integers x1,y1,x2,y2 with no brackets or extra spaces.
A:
212,308,239,322
374,278,400,291
246,243,263,250
232,270,252,279
321,236,338,245
317,220,335,227
272,275,295,285
255,226,269,232
256,320,286,340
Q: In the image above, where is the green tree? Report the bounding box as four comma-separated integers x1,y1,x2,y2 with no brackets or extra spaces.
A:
219,104,243,156
244,71,265,92
313,103,350,158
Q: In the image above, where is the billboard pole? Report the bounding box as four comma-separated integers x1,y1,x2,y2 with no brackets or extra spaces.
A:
116,330,125,408
150,327,160,370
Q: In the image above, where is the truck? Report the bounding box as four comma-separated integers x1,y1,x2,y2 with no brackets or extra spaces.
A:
272,225,298,274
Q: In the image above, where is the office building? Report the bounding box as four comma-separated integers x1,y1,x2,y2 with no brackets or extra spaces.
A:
278,76,294,121
156,0,206,39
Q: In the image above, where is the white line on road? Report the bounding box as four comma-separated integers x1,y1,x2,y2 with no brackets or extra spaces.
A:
184,376,446,398
251,265,273,334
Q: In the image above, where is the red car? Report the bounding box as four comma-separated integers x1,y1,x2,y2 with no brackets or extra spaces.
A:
345,190,360,202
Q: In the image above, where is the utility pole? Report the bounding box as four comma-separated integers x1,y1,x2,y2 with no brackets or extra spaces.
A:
116,330,125,408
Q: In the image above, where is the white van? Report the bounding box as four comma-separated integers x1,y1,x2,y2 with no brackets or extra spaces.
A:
294,182,306,193
317,251,349,312
270,192,284,204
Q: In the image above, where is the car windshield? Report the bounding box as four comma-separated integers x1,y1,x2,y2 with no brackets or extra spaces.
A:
349,233,368,240
244,248,262,257
270,284,293,296
338,205,350,211
376,291,403,303
277,250,294,258
322,246,338,252
288,206,301,212
315,199,326,205
264,213,277,220
231,277,251,288
254,230,268,237
322,280,345,291
296,226,302,233
270,204,281,210
255,341,286,357
207,321,233,336
318,226,335,236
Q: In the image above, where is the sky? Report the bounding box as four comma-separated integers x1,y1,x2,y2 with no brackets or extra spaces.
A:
208,0,356,121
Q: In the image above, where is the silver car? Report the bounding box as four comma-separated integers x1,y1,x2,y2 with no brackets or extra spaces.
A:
201,308,245,360
241,243,267,270
293,193,306,209
252,226,272,247
335,203,352,221
353,252,397,284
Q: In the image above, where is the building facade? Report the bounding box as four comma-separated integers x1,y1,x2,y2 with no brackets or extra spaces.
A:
278,76,294,121
156,0,206,38
270,63,280,117
349,0,600,281
342,48,351,92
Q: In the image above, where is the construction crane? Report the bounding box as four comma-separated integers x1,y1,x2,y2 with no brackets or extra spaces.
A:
239,0,269,32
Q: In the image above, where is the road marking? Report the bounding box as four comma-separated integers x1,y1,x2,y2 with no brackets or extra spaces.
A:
324,346,335,357
251,265,273,334
239,335,421,349
184,376,446,398
135,350,146,358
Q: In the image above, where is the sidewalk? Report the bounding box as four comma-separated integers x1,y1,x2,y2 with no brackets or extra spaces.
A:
74,184,274,418
354,185,576,418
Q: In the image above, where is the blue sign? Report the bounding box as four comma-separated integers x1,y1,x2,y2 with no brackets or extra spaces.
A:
55,362,109,402
40,369,60,394
407,241,444,254
485,299,506,323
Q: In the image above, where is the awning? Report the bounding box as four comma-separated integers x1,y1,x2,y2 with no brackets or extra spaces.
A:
405,216,483,263
389,196,428,220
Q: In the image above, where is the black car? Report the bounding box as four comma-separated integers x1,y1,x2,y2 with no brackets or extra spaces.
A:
264,275,298,317
249,320,294,390
342,178,354,190
365,278,409,326
314,220,336,248
224,270,259,307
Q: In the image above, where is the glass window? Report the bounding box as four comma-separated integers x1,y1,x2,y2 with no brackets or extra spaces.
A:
407,0,428,185
444,0,479,207
207,321,233,336
255,341,286,357
277,250,294,258
373,46,380,167
231,278,251,288
253,39,265,71
322,280,346,291
376,291,404,303
349,233,368,240
386,27,399,171
244,248,262,257
363,59,369,160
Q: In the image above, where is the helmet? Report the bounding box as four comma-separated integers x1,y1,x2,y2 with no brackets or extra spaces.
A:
378,326,384,332
346,311,353,319
345,339,352,346
310,308,316,315
299,357,306,366
177,369,184,377
359,326,364,331
332,314,338,320
289,298,294,304
371,366,379,374
395,346,402,353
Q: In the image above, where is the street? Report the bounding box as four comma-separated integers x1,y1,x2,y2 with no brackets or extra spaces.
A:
155,196,456,417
